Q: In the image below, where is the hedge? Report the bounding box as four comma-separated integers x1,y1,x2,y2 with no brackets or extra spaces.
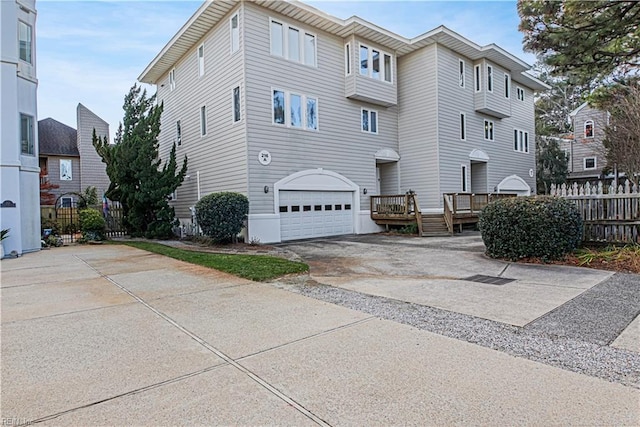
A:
478,196,583,261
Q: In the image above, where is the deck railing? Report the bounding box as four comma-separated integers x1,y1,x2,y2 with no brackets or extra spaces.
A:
442,193,517,233
370,193,422,234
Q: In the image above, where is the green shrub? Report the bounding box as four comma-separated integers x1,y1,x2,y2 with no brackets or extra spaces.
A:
398,223,418,235
79,208,106,241
478,196,583,261
195,192,249,243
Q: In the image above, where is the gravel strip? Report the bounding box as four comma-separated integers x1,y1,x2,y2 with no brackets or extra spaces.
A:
273,274,640,389
527,273,640,345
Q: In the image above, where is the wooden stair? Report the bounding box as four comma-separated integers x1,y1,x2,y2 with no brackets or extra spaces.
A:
421,214,451,237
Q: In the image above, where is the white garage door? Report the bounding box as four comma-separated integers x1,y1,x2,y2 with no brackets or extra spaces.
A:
279,191,354,241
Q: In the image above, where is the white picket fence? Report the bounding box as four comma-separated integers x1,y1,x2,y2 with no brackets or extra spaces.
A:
550,180,640,244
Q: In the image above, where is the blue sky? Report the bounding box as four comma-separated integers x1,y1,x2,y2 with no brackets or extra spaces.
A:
36,1,534,138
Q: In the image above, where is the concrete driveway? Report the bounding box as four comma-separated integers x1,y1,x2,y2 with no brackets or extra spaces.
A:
1,244,639,425
280,233,615,326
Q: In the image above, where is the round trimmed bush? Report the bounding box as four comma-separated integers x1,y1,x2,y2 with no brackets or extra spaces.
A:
478,196,583,261
79,208,106,241
195,192,249,243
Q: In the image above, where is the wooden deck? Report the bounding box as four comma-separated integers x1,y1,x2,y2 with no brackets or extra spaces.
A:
371,193,516,236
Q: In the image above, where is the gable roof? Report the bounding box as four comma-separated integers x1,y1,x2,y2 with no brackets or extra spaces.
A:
38,118,79,157
139,0,549,91
569,102,589,118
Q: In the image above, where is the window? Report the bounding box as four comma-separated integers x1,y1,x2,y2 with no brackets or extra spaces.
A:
359,43,392,83
176,120,181,146
459,59,465,88
290,93,302,128
20,113,34,155
230,13,239,53
200,105,207,136
306,97,318,130
461,165,468,192
269,19,316,66
233,86,241,122
169,69,176,91
513,128,530,153
484,120,494,141
361,109,378,134
272,89,318,131
487,65,493,92
584,157,597,170
360,45,368,75
345,43,351,75
18,21,32,63
584,120,594,138
460,113,466,140
504,73,510,98
198,44,205,76
474,65,481,92
60,159,72,181
516,86,525,101
61,197,73,208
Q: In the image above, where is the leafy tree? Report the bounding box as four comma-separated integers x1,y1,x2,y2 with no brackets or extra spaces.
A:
518,1,640,85
93,84,187,239
536,137,568,194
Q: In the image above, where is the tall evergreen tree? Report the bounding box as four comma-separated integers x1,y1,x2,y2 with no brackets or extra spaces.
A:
536,137,569,194
93,84,187,238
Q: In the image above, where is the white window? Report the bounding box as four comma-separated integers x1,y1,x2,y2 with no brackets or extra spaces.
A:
18,21,32,64
198,44,205,76
233,86,241,122
516,86,525,101
61,197,73,208
345,43,351,75
359,43,393,83
230,13,239,53
484,120,494,141
361,109,378,134
461,165,468,192
513,128,530,153
60,159,72,181
487,65,493,92
584,157,597,170
200,105,207,136
169,69,176,91
272,89,318,131
270,20,283,57
176,120,181,146
584,120,594,138
269,19,316,66
20,113,34,155
474,65,481,92
459,59,465,88
504,73,510,98
460,113,466,140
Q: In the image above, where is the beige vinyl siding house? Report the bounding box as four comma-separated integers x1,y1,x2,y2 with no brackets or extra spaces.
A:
140,0,548,243
562,102,610,183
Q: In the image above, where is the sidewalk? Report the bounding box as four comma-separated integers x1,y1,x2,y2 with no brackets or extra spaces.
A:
1,245,638,425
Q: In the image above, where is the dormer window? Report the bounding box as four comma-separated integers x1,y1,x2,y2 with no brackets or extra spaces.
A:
584,120,594,138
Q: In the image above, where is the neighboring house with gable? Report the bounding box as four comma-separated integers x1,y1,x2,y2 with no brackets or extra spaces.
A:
0,0,40,256
38,103,110,207
563,102,611,185
139,0,548,243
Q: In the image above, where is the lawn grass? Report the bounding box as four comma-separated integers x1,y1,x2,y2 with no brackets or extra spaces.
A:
116,241,309,281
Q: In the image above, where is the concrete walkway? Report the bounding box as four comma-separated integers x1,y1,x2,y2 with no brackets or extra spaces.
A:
1,245,639,425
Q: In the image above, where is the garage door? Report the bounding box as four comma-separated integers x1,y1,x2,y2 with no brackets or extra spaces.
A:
279,191,354,241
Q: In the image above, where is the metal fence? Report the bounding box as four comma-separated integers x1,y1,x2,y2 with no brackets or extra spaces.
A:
550,181,640,244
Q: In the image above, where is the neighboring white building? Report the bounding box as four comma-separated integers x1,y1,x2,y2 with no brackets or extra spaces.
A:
1,0,40,256
139,0,549,243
